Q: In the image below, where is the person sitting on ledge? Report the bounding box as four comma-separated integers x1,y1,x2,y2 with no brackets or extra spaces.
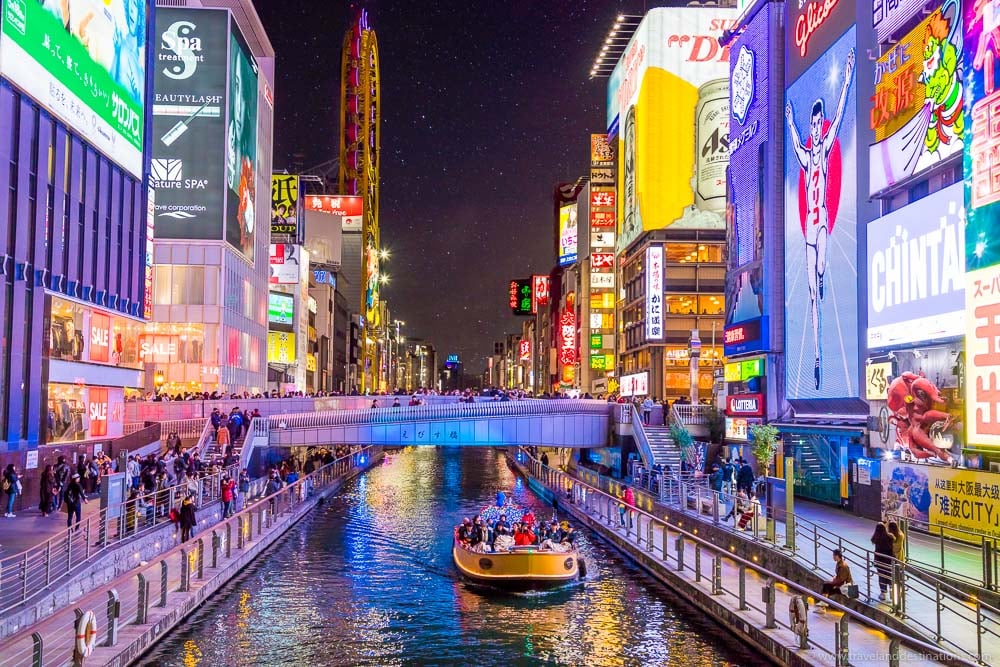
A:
818,549,854,605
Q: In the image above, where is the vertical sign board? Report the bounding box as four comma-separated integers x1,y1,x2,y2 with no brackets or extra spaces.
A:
144,185,155,320
645,245,663,340
509,278,533,316
964,0,1000,447
152,8,229,240
726,4,773,356
783,0,859,400
531,275,550,313
225,21,259,262
271,174,299,240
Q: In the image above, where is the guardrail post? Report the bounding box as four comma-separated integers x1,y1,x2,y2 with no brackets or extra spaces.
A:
762,579,776,629
197,538,205,579
984,541,994,591
766,516,775,543
675,535,684,572
834,615,849,666
662,524,669,561
712,555,722,594
45,541,52,587
179,549,190,592
712,494,720,525
934,580,942,641
31,631,42,667
646,520,654,553
739,565,747,610
888,638,900,667
72,608,84,667
812,524,819,569
785,512,796,552
695,544,702,582
159,561,168,606
106,589,120,646
21,551,28,602
237,516,246,549
212,531,220,569
136,573,149,624
66,529,72,573
892,562,905,617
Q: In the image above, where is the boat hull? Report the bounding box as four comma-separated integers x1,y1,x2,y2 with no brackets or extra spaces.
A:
452,540,580,590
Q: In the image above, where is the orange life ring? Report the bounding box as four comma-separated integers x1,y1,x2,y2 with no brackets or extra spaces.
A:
75,609,98,657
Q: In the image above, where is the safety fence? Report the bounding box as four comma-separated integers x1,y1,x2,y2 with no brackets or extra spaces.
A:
0,446,378,667
518,449,978,667
0,464,256,618
571,457,1000,666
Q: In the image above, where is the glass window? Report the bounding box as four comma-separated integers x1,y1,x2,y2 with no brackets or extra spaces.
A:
48,297,85,360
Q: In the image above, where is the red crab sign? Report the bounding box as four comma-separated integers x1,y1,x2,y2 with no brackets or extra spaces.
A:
887,371,953,463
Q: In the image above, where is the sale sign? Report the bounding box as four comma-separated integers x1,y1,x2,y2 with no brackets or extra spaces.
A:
89,387,109,437
89,312,111,363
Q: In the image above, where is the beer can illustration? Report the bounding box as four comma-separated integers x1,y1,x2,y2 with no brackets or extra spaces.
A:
694,78,730,213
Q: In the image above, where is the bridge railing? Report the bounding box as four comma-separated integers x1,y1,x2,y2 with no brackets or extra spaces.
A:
265,399,612,431
670,403,711,426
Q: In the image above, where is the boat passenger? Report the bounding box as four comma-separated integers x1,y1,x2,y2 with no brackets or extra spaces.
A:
495,513,510,536
514,522,536,546
470,517,487,552
457,518,472,546
494,523,515,552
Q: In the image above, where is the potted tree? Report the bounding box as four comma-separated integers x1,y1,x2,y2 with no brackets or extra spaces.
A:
749,423,780,476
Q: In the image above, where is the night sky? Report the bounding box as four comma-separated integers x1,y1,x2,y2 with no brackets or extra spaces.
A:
253,1,660,372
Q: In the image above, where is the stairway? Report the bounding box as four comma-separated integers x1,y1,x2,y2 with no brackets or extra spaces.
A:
642,426,682,471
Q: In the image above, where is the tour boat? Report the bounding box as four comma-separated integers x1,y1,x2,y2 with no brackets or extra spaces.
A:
452,533,584,590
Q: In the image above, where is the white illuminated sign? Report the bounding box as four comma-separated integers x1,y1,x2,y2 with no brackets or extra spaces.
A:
646,246,664,340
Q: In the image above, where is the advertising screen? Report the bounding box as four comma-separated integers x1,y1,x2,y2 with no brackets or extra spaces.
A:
558,203,578,266
882,461,1000,539
964,0,1000,447
268,292,293,326
271,174,299,238
726,5,773,356
867,183,964,348
783,25,859,400
269,244,300,285
607,8,739,252
0,0,147,177
305,194,363,231
868,2,965,195
619,371,649,397
225,24,258,261
267,331,295,364
151,8,228,240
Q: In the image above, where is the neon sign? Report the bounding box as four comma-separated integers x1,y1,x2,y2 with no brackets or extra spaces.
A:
794,0,841,58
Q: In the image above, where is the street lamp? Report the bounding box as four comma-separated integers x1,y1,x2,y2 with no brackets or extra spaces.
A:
153,370,165,397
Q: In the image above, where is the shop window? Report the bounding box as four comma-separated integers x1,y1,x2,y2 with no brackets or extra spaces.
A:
49,298,85,360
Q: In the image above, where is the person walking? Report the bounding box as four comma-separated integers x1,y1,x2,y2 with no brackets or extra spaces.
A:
871,522,895,601
178,493,198,542
3,464,21,517
64,473,87,529
127,455,141,491
54,455,70,511
737,458,755,495
623,485,635,529
39,464,56,517
220,475,236,518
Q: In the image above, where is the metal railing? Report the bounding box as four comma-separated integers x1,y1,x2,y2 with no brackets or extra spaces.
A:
123,418,205,440
580,462,1000,665
670,403,710,426
629,405,657,467
0,464,244,619
265,399,611,430
518,449,975,667
0,446,379,667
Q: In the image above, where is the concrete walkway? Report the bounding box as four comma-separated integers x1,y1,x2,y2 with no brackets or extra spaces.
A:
0,493,102,555
532,467,975,666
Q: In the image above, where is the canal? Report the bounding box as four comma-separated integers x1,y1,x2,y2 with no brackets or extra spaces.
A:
141,447,756,666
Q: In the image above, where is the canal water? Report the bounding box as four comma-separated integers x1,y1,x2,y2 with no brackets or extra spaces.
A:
141,447,756,666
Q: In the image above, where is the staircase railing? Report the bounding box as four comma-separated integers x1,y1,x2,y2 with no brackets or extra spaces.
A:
628,404,656,468
670,403,710,426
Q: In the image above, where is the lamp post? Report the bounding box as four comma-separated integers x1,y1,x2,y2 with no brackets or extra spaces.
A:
153,370,165,398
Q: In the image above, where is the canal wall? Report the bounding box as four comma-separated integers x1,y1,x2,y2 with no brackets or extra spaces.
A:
0,452,382,667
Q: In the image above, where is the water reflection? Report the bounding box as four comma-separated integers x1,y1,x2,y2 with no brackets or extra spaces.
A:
142,447,755,666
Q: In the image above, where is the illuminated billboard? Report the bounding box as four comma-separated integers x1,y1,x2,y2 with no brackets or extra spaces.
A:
964,0,1000,447
271,174,299,238
619,372,649,397
607,8,740,252
151,8,228,240
267,331,295,364
867,183,964,348
783,25,859,399
645,245,663,341
868,2,964,195
726,4,774,358
269,244,300,285
0,0,147,177
558,204,578,266
509,278,532,316
268,292,294,326
305,195,363,232
531,275,550,311
225,24,259,261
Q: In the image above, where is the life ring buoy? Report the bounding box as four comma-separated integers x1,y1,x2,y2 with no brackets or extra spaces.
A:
788,595,808,636
76,609,98,657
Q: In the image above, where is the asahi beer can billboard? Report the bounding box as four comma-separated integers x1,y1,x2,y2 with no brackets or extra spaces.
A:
695,78,730,213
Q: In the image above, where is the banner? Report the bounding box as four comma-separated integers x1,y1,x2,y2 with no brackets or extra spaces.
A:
269,244,300,285
267,331,296,364
225,23,259,261
558,204,578,266
882,461,1000,539
271,174,299,238
645,246,663,340
0,0,147,177
151,8,228,240
305,195,363,232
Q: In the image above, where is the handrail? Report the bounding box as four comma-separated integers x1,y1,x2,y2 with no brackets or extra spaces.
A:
670,403,710,426
628,404,657,468
518,448,977,666
583,460,1000,664
0,445,380,666
0,462,241,618
266,399,611,431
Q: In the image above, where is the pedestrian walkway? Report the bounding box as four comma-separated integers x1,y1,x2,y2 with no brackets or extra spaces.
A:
520,455,977,667
0,493,102,555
